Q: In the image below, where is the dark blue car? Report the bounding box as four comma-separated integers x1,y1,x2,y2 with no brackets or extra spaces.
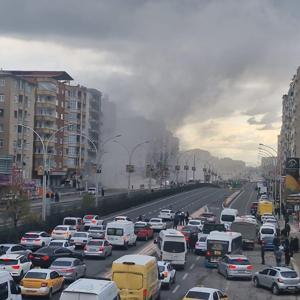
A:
262,237,274,251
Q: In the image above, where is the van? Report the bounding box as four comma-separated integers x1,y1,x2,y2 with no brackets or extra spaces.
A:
63,217,83,231
220,208,238,226
157,229,187,268
60,278,120,300
112,254,161,300
0,271,22,300
105,221,137,249
259,224,276,242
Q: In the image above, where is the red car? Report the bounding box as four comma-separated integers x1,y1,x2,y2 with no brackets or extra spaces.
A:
134,222,154,241
250,202,258,215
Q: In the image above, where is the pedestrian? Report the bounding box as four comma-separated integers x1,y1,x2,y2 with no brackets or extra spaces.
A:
281,227,287,238
138,215,143,221
284,238,291,266
54,192,59,202
261,242,265,264
173,216,179,229
50,192,54,201
101,188,105,197
275,246,283,267
189,233,197,252
293,236,299,252
180,213,185,226
285,223,291,237
290,237,294,258
273,236,280,250
185,211,189,225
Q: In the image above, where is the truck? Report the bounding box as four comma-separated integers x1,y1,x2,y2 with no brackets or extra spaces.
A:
231,220,257,250
257,200,273,218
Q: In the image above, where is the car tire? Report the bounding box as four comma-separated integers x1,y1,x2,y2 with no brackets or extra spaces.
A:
253,277,260,287
272,284,280,295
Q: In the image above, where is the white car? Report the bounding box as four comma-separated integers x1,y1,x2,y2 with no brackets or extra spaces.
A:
0,244,32,257
0,254,32,280
114,216,132,222
20,231,52,249
48,240,75,250
148,218,167,231
157,261,176,289
83,215,104,229
51,225,77,240
158,209,175,221
183,287,228,300
88,225,106,239
70,232,92,248
195,234,207,255
87,187,97,194
188,219,204,231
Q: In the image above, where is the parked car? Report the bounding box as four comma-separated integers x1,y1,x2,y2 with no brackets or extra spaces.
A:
49,257,86,282
51,225,76,240
217,254,253,280
157,261,176,289
148,218,167,231
134,221,154,240
70,232,91,249
84,239,112,258
158,209,175,221
195,235,207,255
0,244,32,257
20,231,52,249
183,287,228,300
253,266,300,295
48,240,74,250
0,254,32,281
20,269,64,298
29,246,83,268
88,225,106,239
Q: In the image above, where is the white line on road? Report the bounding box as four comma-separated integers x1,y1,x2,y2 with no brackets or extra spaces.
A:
182,273,188,280
190,263,195,270
172,284,180,293
196,256,200,261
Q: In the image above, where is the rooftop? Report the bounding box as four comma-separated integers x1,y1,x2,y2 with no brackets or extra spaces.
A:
4,70,73,81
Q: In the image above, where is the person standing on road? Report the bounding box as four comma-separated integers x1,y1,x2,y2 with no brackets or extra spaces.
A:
261,242,265,264
173,215,179,229
185,211,190,225
284,238,291,266
273,236,280,251
180,213,185,226
275,246,283,267
285,222,291,237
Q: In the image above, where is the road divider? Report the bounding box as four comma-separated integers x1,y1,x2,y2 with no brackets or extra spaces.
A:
222,190,241,208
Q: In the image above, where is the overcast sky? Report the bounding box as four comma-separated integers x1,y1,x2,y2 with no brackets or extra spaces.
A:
0,0,299,165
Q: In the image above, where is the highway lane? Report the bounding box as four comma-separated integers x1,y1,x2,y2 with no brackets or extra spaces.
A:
48,186,230,300
168,183,300,300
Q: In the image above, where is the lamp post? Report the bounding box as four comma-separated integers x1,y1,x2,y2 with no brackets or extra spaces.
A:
113,140,150,194
175,150,193,184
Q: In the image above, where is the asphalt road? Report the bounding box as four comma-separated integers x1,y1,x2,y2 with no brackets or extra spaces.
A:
44,186,229,300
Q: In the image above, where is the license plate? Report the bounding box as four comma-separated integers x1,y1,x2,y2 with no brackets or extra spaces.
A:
288,286,296,290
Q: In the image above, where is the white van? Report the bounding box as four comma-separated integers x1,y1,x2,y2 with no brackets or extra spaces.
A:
220,208,238,226
105,221,137,249
259,224,276,241
60,278,119,300
157,229,187,268
0,271,22,300
63,217,83,231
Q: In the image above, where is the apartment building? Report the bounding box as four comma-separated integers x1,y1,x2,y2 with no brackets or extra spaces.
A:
279,67,300,175
0,71,36,181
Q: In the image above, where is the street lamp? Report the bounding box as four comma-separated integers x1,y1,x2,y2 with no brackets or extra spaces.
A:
175,150,193,184
113,140,150,194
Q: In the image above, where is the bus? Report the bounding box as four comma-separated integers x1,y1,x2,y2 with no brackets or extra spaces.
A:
205,231,242,268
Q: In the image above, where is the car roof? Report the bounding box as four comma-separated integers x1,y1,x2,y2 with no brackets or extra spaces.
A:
150,218,162,221
135,221,148,225
64,278,113,293
50,240,66,243
53,257,77,262
272,266,295,272
187,287,220,293
0,244,20,247
25,231,44,235
27,268,52,274
0,254,24,259
114,254,155,265
226,254,248,260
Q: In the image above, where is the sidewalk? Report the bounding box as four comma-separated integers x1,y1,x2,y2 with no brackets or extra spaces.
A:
278,216,300,274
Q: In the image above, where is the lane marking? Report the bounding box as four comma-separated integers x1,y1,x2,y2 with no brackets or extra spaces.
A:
182,273,188,280
196,256,200,261
172,284,180,293
190,263,195,270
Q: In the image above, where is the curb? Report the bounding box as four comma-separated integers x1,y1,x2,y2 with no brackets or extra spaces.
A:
222,190,241,208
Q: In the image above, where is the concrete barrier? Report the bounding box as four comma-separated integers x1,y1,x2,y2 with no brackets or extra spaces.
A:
222,190,241,208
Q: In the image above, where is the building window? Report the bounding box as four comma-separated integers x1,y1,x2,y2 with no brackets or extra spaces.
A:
0,79,5,87
0,139,4,148
0,109,4,117
0,95,4,102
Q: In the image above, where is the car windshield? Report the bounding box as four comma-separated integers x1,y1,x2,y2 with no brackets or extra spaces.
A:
202,224,226,234
107,228,123,236
64,219,76,225
73,232,87,237
189,221,200,225
0,259,18,265
163,241,185,253
161,210,170,213
55,226,68,231
51,260,72,267
221,215,235,222
49,242,63,247
89,226,103,231
87,240,103,246
151,219,160,223
199,236,207,242
261,228,274,234
228,258,250,265
207,240,229,252
158,266,165,272
25,272,47,279
185,291,210,299
24,233,39,239
35,248,54,255
281,271,298,278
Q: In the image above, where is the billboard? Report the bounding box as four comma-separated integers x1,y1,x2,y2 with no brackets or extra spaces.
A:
285,157,300,196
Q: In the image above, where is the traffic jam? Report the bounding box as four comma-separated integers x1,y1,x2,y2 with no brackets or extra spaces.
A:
1,182,300,299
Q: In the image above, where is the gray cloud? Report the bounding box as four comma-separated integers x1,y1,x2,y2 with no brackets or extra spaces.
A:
0,0,297,133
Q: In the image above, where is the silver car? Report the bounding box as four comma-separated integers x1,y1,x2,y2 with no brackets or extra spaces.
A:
217,254,253,280
84,239,112,258
88,225,106,239
253,266,300,295
50,257,86,281
70,232,91,248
